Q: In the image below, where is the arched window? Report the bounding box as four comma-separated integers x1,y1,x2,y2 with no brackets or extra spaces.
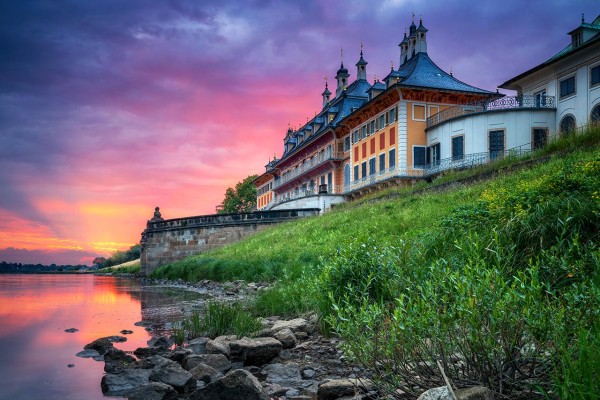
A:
559,114,576,135
591,104,600,125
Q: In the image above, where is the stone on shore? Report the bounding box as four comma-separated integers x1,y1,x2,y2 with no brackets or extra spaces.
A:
417,386,494,400
274,328,297,349
101,369,152,396
149,361,196,393
182,353,231,373
206,339,230,356
186,337,209,354
189,363,224,384
317,378,374,400
84,337,115,354
271,318,312,334
104,348,136,373
187,369,267,400
127,381,178,400
229,337,282,366
148,336,173,349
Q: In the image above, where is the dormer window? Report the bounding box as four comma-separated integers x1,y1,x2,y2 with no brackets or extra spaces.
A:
572,32,582,48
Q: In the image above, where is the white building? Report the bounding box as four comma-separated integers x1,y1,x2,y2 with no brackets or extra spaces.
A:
426,14,600,163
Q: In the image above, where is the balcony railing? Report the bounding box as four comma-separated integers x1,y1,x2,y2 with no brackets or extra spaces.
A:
426,95,556,129
272,149,344,190
263,184,345,209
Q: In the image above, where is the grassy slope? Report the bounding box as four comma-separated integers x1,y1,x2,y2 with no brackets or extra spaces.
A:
153,126,600,285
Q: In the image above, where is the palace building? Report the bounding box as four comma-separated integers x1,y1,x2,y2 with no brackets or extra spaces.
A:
254,15,600,213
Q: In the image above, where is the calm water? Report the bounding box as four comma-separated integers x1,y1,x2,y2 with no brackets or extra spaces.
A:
0,274,209,400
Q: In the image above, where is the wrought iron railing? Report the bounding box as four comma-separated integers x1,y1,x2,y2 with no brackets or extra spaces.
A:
272,149,344,190
263,184,345,209
426,95,556,128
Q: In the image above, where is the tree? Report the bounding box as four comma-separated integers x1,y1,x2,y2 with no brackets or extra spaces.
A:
218,174,258,213
92,257,106,268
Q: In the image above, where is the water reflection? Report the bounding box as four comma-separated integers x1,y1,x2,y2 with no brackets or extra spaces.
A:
0,274,210,400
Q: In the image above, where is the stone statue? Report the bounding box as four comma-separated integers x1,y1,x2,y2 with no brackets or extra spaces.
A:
150,206,164,222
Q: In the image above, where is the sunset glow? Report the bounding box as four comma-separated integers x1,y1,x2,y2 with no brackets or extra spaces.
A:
1,0,598,265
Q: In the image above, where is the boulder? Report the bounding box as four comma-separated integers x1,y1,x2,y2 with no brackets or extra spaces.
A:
186,337,209,354
262,363,302,387
104,348,136,373
206,339,229,356
418,386,494,400
167,348,192,364
187,369,267,400
317,379,374,400
271,318,311,334
127,381,178,400
101,369,152,396
148,336,173,349
189,363,224,384
134,355,176,370
149,362,196,393
134,346,168,358
229,337,283,366
274,328,296,349
182,353,231,373
84,338,115,354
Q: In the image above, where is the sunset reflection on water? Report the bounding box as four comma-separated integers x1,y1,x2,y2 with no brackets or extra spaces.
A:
0,274,164,400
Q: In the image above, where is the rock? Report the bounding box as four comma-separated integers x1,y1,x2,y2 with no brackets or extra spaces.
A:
274,328,296,349
67,364,75,368
189,363,224,384
301,368,316,379
101,369,152,396
206,339,229,356
262,363,302,387
65,328,79,333
134,355,176,370
134,321,153,327
187,369,267,400
127,381,178,400
104,348,136,373
229,337,283,366
182,354,231,373
84,338,115,354
317,379,374,400
455,386,495,400
76,349,102,360
167,348,192,364
134,346,168,358
214,335,238,342
148,336,173,349
149,361,196,393
295,331,309,341
121,329,134,335
106,335,128,343
271,318,311,334
186,337,209,354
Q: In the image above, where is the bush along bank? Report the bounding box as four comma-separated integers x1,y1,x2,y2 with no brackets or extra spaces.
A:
152,127,600,399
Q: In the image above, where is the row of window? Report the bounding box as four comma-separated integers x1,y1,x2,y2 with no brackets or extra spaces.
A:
257,182,273,196
352,149,397,181
559,65,600,98
351,107,397,143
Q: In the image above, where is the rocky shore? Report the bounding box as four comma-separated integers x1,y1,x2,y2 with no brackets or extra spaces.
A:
81,277,493,400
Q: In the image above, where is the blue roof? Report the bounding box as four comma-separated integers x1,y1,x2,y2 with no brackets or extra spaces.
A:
397,52,496,94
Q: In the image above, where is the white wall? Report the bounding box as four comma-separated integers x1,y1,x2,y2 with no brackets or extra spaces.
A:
270,194,346,214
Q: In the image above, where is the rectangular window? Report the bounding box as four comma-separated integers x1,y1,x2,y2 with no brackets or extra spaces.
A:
534,90,547,107
361,161,367,178
369,158,376,176
560,76,575,98
389,127,396,145
413,104,426,120
352,130,359,143
429,105,439,117
344,136,351,152
354,165,359,181
413,146,426,168
370,137,376,155
429,143,441,165
389,149,396,169
353,147,359,161
452,135,464,160
378,115,385,130
389,108,396,123
489,130,505,159
361,125,367,139
327,172,332,190
370,120,375,134
362,142,367,158
379,153,386,172
532,128,548,150
379,133,385,150
591,65,600,87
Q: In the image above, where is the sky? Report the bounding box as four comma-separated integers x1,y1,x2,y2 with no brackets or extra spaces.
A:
1,0,598,265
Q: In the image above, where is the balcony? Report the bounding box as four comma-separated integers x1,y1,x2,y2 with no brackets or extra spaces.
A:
426,95,556,129
263,184,345,210
272,148,344,190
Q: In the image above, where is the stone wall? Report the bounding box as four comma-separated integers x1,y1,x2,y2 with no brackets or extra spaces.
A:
140,209,320,276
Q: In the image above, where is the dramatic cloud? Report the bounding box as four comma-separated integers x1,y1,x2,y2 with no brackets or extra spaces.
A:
0,0,597,264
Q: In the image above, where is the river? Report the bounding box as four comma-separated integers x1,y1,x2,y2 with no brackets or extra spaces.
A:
0,274,210,400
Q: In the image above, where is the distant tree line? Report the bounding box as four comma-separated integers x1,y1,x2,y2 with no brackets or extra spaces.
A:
95,244,141,269
0,261,88,273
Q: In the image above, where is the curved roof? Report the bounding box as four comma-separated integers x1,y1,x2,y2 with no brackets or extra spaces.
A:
397,52,496,94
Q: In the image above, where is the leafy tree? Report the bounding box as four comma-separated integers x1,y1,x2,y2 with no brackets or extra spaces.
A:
218,175,258,213
92,257,106,268
100,244,141,268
